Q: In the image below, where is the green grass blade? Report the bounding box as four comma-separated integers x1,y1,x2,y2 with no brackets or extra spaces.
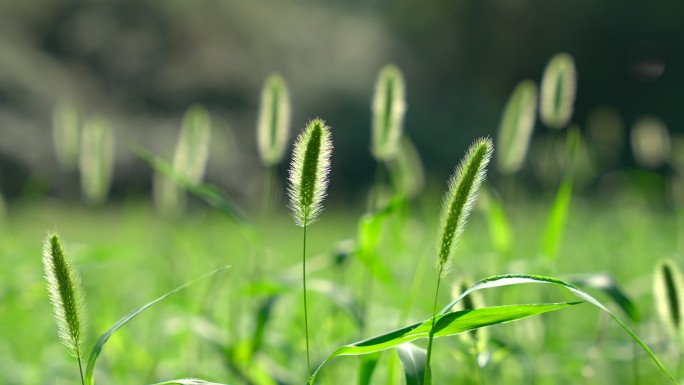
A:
357,352,381,385
131,144,253,229
307,302,577,384
438,274,676,383
84,266,230,385
541,175,572,260
568,273,640,322
396,343,428,385
152,379,230,385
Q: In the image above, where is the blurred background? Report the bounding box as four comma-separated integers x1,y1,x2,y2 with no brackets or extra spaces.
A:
0,0,682,206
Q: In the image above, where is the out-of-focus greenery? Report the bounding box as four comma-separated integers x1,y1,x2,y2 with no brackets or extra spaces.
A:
0,0,682,201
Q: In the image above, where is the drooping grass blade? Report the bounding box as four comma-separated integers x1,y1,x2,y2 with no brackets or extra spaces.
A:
396,343,428,385
439,274,676,383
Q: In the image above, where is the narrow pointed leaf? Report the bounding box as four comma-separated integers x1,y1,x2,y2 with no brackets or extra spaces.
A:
307,302,577,384
357,352,381,385
396,343,428,385
439,274,676,383
568,273,640,322
85,266,230,385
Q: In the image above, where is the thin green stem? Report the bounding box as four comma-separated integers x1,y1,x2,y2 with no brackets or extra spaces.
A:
261,165,276,214
76,348,85,385
424,271,443,384
302,222,311,378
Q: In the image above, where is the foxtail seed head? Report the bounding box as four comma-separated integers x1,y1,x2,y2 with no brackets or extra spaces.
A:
43,233,87,358
288,119,332,227
654,259,684,339
540,53,577,130
437,138,493,277
257,74,291,166
173,105,212,184
496,80,538,174
80,116,114,205
372,64,406,161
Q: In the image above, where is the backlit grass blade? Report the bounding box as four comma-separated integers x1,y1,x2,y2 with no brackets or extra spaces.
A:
357,353,381,385
84,266,230,385
372,64,406,161
257,74,291,166
52,100,82,171
568,273,640,322
438,274,677,383
654,259,684,340
540,52,577,129
497,80,538,174
80,116,114,205
307,302,578,384
541,176,572,260
396,343,428,385
131,144,253,230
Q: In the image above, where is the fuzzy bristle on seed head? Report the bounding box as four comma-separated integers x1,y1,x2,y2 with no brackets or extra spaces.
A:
288,119,332,227
257,74,291,166
540,52,577,130
42,233,86,358
437,138,493,277
654,259,684,339
372,64,406,161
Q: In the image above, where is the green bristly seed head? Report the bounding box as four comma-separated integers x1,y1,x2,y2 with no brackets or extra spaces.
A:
257,74,291,166
437,138,493,277
80,116,114,205
53,100,82,171
540,52,577,130
43,233,87,358
288,119,332,227
173,104,212,183
496,79,538,174
654,259,684,339
372,64,406,161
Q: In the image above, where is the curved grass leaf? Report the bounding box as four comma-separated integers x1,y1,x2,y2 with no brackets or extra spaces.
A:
439,274,676,383
307,302,578,384
85,266,230,385
541,176,572,260
568,273,640,322
357,352,381,385
131,144,253,231
396,343,428,385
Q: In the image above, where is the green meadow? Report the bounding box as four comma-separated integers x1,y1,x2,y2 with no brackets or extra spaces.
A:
1,27,684,384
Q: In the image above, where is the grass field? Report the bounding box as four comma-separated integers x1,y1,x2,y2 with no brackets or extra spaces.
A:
2,181,682,384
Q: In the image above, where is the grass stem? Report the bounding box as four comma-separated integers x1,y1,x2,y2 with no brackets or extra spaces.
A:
302,221,311,378
424,272,443,384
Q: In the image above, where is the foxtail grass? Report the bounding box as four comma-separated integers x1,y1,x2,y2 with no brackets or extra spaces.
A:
631,115,671,168
372,64,406,162
79,116,114,205
540,53,576,130
155,105,212,215
43,233,87,385
425,137,492,384
257,74,291,167
257,74,291,211
654,259,684,341
53,100,82,171
288,118,332,378
496,79,538,174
